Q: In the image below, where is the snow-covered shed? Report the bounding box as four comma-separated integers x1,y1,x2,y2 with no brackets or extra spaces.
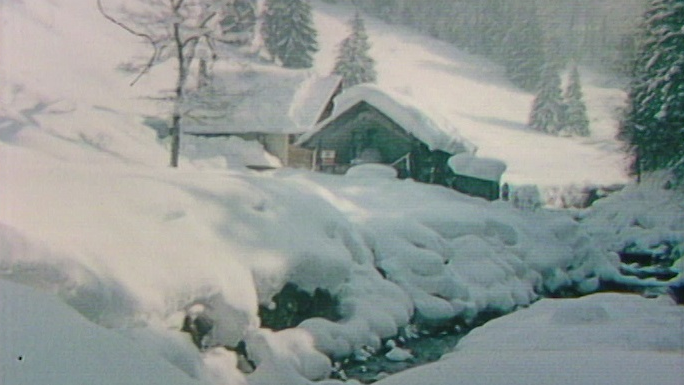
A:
297,85,478,185
183,64,342,167
447,153,507,201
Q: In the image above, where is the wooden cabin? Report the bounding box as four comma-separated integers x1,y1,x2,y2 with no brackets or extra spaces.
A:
297,85,477,185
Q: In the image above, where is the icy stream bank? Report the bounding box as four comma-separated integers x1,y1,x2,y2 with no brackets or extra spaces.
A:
1,162,677,385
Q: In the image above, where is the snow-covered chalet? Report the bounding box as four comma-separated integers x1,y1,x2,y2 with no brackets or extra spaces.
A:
297,85,506,200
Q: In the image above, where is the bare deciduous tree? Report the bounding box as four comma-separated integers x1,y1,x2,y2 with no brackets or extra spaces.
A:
98,0,224,167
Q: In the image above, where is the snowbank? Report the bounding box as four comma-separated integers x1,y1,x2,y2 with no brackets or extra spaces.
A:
0,149,624,382
181,135,282,169
579,174,684,257
374,293,684,385
288,171,621,357
0,279,213,385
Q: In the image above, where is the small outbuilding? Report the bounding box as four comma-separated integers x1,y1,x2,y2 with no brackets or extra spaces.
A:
446,153,507,201
296,85,477,185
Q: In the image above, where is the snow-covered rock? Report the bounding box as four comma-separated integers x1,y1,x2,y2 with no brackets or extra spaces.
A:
385,347,413,362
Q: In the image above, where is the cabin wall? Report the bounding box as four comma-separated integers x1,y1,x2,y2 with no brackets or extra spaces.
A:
447,173,501,201
261,134,289,165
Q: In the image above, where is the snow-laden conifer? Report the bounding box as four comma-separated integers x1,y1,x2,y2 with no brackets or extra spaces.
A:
332,12,377,89
262,0,318,68
529,65,565,135
563,65,590,137
621,0,684,183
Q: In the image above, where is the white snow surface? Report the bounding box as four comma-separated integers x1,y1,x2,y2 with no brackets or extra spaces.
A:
0,278,215,385
374,293,684,385
579,173,684,256
182,135,282,169
0,1,679,385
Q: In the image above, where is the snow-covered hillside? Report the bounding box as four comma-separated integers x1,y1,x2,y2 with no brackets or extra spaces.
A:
312,1,629,188
1,1,681,385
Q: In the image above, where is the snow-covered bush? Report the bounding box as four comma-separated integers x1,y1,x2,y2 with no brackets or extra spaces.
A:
579,175,684,258
511,185,542,211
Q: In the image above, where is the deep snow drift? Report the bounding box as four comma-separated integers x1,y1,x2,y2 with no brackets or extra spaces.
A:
0,154,630,385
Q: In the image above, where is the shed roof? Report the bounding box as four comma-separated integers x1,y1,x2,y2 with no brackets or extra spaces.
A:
298,84,476,155
184,63,341,136
448,153,507,182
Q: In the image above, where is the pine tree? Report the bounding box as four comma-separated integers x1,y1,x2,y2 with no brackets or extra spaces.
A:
621,0,684,183
332,12,377,89
529,65,565,135
262,0,318,68
563,65,590,137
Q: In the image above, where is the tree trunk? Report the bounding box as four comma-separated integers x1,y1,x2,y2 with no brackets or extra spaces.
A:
170,112,181,168
170,21,188,168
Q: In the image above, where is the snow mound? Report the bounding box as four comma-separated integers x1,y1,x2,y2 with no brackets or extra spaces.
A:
580,174,684,256
297,173,621,340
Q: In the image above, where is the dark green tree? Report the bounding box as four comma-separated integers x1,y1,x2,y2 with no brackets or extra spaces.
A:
563,65,590,137
332,12,377,89
262,0,318,68
529,64,565,135
620,0,684,183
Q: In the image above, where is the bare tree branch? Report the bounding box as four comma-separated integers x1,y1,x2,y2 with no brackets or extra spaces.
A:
97,0,161,86
180,11,218,48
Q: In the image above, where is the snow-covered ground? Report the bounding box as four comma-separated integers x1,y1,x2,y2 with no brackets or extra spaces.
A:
1,1,682,385
374,293,684,385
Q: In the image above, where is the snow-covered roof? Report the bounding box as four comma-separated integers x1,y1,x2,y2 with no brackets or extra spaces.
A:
298,84,476,155
289,74,342,129
184,64,341,135
448,153,507,182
